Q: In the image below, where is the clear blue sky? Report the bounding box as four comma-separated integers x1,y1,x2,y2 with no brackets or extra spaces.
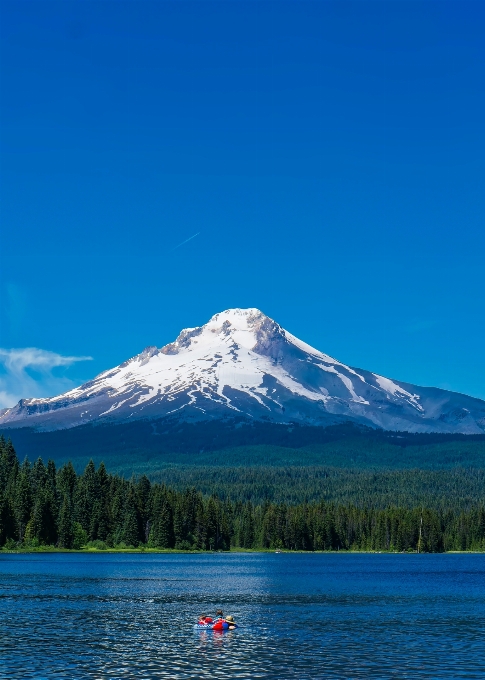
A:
1,0,484,407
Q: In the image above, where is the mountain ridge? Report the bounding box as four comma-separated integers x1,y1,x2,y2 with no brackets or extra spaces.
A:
1,308,484,434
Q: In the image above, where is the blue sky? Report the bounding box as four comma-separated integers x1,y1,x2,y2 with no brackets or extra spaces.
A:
1,0,484,407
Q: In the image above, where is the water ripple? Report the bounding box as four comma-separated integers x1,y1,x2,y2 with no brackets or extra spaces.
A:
1,553,484,679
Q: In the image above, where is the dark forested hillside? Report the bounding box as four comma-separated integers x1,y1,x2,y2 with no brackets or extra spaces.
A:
3,420,485,473
1,436,484,553
145,465,485,509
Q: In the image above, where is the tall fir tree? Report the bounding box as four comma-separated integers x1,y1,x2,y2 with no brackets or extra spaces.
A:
58,494,74,549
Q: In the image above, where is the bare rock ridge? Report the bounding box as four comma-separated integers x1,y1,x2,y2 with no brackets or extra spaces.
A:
1,308,484,433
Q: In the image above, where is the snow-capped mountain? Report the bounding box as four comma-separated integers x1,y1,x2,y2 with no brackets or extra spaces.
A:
1,308,484,434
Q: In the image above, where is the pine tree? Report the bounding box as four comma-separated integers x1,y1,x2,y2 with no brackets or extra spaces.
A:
58,494,74,548
121,489,140,547
136,474,151,542
14,459,32,543
193,500,207,550
57,461,77,499
148,494,174,548
74,459,98,535
0,438,18,493
46,459,57,490
0,494,16,545
240,503,255,548
94,462,111,540
27,488,57,545
4,439,17,468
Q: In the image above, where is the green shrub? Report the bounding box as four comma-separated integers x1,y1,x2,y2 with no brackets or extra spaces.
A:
72,522,88,550
86,540,107,550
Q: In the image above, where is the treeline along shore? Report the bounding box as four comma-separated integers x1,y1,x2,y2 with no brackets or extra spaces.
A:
1,436,485,552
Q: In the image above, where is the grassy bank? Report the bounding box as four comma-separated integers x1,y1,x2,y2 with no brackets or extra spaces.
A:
2,546,484,555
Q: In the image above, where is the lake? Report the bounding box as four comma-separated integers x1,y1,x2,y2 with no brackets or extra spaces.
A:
1,553,484,679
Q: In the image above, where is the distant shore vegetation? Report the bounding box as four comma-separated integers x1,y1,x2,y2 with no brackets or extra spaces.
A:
1,436,485,553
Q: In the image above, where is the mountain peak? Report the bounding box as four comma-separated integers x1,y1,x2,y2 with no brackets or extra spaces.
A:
160,308,282,356
208,307,267,326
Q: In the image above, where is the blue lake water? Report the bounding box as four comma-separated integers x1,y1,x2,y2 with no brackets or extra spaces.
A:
0,552,484,679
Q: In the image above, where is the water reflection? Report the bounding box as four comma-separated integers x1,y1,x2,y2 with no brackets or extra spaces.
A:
0,553,484,679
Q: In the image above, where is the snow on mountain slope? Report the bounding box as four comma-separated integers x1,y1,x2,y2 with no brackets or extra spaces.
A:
1,308,484,433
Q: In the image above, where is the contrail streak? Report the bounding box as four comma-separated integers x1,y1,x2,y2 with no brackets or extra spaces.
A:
169,232,200,252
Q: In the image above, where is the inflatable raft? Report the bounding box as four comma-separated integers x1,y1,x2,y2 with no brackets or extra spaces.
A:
195,621,238,631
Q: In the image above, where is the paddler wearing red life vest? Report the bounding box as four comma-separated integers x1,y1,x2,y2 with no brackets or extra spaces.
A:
198,614,214,625
212,609,225,629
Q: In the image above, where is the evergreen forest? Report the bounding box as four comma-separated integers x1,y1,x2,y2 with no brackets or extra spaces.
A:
6,420,485,475
1,436,485,553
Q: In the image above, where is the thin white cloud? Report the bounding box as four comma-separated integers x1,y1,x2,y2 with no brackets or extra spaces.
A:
0,348,92,409
168,232,200,252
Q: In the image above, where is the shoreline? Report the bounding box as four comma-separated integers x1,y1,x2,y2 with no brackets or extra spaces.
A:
1,547,483,555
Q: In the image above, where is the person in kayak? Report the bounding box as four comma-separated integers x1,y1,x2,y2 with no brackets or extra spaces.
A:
212,610,226,630
198,614,213,625
225,615,237,630
212,611,238,630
